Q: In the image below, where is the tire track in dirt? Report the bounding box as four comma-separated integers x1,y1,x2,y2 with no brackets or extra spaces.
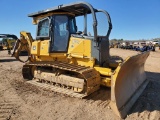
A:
0,81,21,120
0,102,17,120
0,65,39,120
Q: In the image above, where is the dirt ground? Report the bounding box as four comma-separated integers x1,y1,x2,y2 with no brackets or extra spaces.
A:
0,48,160,120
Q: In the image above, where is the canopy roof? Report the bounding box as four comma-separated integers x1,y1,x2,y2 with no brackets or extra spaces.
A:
28,1,97,17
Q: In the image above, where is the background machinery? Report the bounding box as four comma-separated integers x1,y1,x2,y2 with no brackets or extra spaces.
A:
12,2,150,118
0,34,18,54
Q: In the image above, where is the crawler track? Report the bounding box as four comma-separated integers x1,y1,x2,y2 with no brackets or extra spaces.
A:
22,61,101,98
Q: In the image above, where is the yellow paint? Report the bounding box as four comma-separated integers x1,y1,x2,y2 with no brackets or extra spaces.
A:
68,37,91,58
31,41,40,55
94,66,112,87
39,40,49,56
94,67,112,76
101,77,111,87
20,31,33,49
74,58,95,67
67,37,94,67
50,53,67,58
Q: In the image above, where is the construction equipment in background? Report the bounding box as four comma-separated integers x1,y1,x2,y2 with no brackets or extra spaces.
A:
11,32,32,62
109,42,120,48
119,41,156,52
0,34,18,54
12,1,150,118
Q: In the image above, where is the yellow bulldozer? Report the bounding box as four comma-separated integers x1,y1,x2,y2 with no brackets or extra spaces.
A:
12,1,150,118
0,34,18,54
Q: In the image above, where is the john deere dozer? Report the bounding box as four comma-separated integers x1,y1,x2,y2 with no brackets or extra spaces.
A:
12,1,150,118
0,34,18,54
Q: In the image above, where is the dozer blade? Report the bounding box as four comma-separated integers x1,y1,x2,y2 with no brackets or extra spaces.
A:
110,51,150,118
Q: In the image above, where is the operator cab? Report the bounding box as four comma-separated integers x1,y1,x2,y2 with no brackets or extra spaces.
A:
37,15,77,52
28,1,112,65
